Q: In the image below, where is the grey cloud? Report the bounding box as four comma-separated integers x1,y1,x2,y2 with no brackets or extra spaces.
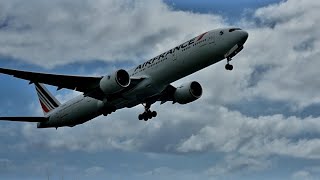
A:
85,166,105,176
137,166,207,180
0,159,13,171
206,155,271,176
0,124,17,137
293,38,316,52
246,64,275,88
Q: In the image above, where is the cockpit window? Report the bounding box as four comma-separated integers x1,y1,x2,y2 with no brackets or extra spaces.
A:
229,28,242,32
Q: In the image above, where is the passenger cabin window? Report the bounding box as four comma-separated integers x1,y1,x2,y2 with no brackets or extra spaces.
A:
229,28,242,32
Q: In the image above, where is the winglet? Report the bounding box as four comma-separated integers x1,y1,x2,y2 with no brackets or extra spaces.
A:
34,83,61,115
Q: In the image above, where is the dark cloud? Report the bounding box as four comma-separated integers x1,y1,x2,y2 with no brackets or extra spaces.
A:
293,38,316,52
246,64,275,88
0,16,10,30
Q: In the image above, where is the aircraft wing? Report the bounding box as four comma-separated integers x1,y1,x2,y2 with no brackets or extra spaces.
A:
142,85,177,105
0,117,48,122
0,67,145,100
158,85,177,103
0,67,101,92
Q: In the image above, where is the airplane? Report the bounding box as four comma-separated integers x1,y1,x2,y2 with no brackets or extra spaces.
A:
0,28,248,128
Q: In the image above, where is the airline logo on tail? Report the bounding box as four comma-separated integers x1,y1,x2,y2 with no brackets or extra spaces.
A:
34,83,60,115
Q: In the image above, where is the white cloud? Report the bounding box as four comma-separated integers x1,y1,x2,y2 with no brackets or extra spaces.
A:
21,106,145,152
18,99,320,163
161,0,320,110
292,170,314,180
158,0,320,111
176,106,320,159
254,0,320,25
0,0,224,68
242,0,320,109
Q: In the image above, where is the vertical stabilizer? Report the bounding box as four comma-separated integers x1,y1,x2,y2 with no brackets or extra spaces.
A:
34,83,61,115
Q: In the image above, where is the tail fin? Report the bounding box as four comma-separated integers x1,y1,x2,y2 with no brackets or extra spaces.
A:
34,83,61,115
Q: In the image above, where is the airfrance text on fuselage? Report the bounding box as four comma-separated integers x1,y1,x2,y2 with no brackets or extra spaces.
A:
134,37,197,72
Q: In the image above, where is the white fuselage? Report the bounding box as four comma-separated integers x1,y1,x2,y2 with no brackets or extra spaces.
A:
38,28,248,128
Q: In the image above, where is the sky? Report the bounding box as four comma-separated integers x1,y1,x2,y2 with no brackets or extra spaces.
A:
0,0,320,179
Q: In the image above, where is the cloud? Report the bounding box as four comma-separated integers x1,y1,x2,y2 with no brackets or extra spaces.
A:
137,166,206,180
0,158,14,171
206,155,271,176
292,170,314,180
2,0,320,179
15,0,320,163
173,0,320,110
17,99,320,163
177,106,320,159
242,0,320,109
254,0,320,27
153,0,320,111
2,0,319,109
85,166,105,176
0,0,224,68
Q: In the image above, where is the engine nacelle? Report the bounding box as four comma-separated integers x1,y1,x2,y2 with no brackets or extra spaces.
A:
174,81,203,104
99,69,130,94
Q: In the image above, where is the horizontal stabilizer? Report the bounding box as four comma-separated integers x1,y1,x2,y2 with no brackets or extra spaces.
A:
0,117,48,122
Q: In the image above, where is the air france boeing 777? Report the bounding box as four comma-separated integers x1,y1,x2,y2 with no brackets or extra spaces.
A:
0,28,248,128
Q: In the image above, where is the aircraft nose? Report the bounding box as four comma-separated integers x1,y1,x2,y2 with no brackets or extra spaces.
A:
239,30,249,45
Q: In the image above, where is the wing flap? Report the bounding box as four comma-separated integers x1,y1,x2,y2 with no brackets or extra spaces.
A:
157,84,177,103
0,117,48,122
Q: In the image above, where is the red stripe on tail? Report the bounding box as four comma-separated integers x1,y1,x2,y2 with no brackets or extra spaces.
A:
39,101,50,113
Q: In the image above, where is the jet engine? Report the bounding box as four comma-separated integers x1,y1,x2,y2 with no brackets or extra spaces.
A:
174,81,202,104
99,69,130,94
